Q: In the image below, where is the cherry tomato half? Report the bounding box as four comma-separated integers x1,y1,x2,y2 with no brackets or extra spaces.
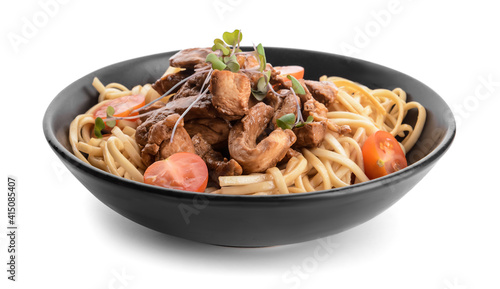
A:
362,131,408,180
274,65,305,80
144,152,209,192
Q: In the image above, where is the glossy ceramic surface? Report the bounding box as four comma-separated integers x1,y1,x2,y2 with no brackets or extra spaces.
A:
43,48,456,247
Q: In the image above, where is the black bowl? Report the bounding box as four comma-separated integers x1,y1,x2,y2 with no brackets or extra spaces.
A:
43,47,456,247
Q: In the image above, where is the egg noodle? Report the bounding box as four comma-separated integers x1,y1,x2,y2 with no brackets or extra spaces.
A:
69,75,426,195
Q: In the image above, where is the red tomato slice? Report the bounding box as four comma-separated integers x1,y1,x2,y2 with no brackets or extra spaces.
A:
274,65,305,80
362,131,408,180
93,94,145,121
144,152,209,192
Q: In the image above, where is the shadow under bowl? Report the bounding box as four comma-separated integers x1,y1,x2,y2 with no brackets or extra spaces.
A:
43,47,456,247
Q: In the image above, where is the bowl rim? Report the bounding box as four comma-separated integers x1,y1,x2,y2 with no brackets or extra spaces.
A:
43,47,456,201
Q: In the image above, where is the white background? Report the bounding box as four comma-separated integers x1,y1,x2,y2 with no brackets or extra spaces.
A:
1,0,499,288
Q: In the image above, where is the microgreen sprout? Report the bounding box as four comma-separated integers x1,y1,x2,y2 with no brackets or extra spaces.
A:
105,106,116,127
94,117,105,138
295,115,314,128
250,43,272,100
251,70,271,101
275,75,314,130
94,106,116,138
276,113,296,130
255,43,266,72
276,113,313,130
206,29,242,73
287,74,305,95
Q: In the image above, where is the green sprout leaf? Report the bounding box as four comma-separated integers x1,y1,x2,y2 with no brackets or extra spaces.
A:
287,75,305,95
264,70,271,81
206,53,227,70
276,113,296,130
212,39,230,55
251,76,269,101
94,117,105,138
105,106,116,127
223,29,242,47
295,115,314,128
256,43,266,72
223,54,240,72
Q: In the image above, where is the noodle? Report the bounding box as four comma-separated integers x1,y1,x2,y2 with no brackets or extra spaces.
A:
69,79,149,182
69,73,426,195
218,76,426,195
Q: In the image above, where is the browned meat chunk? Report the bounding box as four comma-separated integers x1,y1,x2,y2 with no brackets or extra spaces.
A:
292,121,327,149
272,91,298,129
210,70,251,121
236,53,260,69
151,70,192,96
290,80,327,121
138,101,166,122
304,80,337,108
264,88,284,110
229,103,296,173
173,71,210,100
303,98,328,121
135,93,218,147
330,124,352,135
140,114,195,166
192,134,242,182
241,63,276,90
165,93,218,120
184,118,230,148
276,79,328,120
169,48,212,70
277,148,302,166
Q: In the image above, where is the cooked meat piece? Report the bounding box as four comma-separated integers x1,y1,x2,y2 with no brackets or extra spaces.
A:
248,92,261,109
272,92,298,129
292,121,327,149
192,134,242,182
151,70,192,96
210,70,251,121
135,93,217,146
330,123,352,135
184,118,230,148
304,80,337,108
173,71,210,100
138,101,166,122
241,63,276,90
165,93,218,120
236,53,260,69
303,98,328,121
229,102,296,173
169,47,212,70
264,88,284,110
286,80,328,121
266,80,328,123
297,79,314,103
140,114,195,166
277,148,302,166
